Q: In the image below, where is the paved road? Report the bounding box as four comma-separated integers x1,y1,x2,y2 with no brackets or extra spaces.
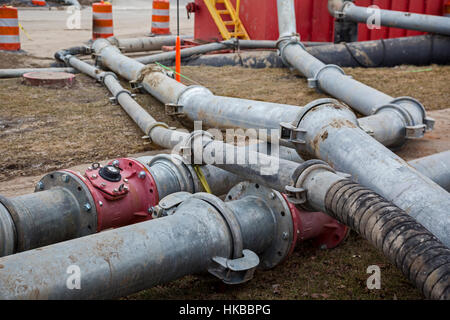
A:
17,0,194,57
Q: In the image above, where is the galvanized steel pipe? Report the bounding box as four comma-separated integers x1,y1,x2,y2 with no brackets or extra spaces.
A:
409,151,450,192
329,0,450,36
108,35,193,53
277,0,434,147
171,35,450,68
284,100,450,246
135,39,278,65
0,188,283,299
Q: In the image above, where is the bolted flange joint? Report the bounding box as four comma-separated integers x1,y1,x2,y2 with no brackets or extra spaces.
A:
226,182,295,270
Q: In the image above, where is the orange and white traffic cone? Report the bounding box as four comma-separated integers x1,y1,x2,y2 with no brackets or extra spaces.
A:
151,0,171,36
0,5,20,51
92,1,113,40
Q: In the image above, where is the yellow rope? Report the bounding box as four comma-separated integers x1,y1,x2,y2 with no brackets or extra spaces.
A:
193,165,212,194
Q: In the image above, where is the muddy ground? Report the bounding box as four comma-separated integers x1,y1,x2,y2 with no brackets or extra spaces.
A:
0,51,449,299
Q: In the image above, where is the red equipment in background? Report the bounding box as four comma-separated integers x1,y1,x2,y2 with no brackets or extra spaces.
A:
193,0,448,42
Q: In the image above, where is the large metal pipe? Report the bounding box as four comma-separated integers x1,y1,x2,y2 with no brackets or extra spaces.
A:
135,39,277,64
0,169,447,299
0,185,292,299
409,151,450,192
282,100,450,247
277,0,435,146
329,0,450,36
91,35,450,247
108,35,193,53
173,35,450,68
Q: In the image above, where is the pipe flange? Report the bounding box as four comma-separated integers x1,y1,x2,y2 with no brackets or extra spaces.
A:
179,130,215,165
192,193,244,259
36,171,98,236
309,65,346,90
176,85,213,108
0,197,17,256
148,154,200,194
391,96,435,131
146,121,170,144
226,182,294,269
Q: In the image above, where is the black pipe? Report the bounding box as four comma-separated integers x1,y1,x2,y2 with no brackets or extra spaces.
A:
325,180,450,300
170,35,450,68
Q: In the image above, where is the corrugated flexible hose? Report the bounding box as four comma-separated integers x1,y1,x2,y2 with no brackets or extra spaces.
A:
325,180,450,300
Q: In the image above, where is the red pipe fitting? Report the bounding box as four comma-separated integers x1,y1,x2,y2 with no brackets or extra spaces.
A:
283,195,349,255
62,158,159,232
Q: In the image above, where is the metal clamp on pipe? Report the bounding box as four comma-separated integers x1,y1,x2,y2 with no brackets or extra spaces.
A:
375,97,435,140
276,35,303,69
109,89,136,105
308,64,347,90
179,130,215,165
280,98,353,154
97,71,118,85
287,160,338,211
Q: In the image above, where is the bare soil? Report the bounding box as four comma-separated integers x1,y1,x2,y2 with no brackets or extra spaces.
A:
0,51,449,300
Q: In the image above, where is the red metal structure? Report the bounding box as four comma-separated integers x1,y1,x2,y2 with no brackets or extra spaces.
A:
193,0,447,42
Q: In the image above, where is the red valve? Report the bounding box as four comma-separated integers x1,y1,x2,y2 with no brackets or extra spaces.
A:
186,2,199,19
62,158,159,232
283,195,349,255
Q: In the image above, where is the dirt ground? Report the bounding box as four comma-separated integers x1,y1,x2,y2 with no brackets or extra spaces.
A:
0,48,449,300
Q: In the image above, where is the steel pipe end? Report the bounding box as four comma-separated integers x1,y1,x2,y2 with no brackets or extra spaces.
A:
328,0,346,17
0,201,16,257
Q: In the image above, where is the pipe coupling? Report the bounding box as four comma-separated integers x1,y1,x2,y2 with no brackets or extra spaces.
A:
153,190,260,284
179,130,215,165
276,36,304,69
286,160,337,211
375,96,435,140
147,154,201,195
